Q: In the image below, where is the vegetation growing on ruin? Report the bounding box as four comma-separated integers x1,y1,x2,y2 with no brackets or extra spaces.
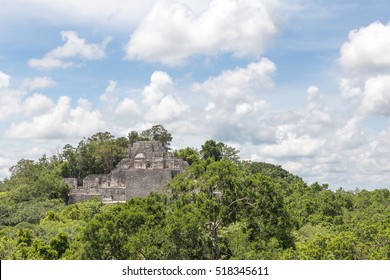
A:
1,126,390,260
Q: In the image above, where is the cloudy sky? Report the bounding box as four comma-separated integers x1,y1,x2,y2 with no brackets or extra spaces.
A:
1,0,390,190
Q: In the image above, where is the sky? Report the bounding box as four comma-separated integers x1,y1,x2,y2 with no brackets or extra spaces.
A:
1,0,390,190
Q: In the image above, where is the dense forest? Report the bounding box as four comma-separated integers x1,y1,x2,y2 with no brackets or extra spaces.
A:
1,125,389,260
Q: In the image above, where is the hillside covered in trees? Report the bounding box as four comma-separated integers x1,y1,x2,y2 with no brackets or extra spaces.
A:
1,126,390,260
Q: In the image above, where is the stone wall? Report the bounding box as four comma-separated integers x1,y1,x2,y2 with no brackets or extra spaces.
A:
66,140,188,204
124,169,173,197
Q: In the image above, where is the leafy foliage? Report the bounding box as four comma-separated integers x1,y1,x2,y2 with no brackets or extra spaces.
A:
128,124,172,148
60,131,128,179
200,140,240,162
174,147,200,165
0,157,69,228
0,128,390,260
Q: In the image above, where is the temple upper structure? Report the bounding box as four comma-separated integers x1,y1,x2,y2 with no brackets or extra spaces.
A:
66,141,188,204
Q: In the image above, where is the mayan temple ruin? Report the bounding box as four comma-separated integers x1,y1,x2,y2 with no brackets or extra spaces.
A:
65,141,188,204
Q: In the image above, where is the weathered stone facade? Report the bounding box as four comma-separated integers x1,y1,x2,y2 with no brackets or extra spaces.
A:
66,141,188,204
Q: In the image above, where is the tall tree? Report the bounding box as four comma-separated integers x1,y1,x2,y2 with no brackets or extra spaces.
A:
60,132,129,178
200,140,239,162
200,140,222,161
140,125,172,148
174,147,200,165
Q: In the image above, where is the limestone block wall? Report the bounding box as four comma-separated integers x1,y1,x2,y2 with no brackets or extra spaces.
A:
66,141,188,204
67,169,175,204
124,169,173,197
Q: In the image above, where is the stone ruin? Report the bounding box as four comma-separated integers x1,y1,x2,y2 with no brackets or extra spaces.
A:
65,141,188,204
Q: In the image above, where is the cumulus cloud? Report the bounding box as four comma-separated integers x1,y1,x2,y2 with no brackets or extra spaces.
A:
307,85,319,95
368,127,390,168
100,80,119,107
339,78,362,99
193,58,276,100
6,96,106,139
269,100,329,157
340,21,390,73
0,153,14,179
141,71,189,122
22,93,55,117
360,75,390,116
189,58,277,143
0,89,23,122
20,76,56,90
257,132,326,159
0,71,11,88
100,72,192,125
125,0,283,65
99,80,142,119
142,71,174,106
0,73,58,122
339,22,390,117
334,116,366,149
146,95,189,123
235,101,267,116
305,86,333,135
0,72,24,122
239,86,338,182
28,31,111,69
115,98,141,117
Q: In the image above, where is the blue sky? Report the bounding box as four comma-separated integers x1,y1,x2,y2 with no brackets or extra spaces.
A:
1,0,390,190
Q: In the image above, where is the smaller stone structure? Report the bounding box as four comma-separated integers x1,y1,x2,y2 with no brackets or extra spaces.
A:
66,141,188,204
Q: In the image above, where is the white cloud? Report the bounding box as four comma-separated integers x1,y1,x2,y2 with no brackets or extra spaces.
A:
307,85,319,95
125,0,283,65
0,72,24,122
238,87,338,183
340,21,390,73
305,86,333,135
20,77,56,91
235,101,267,116
28,31,111,69
22,93,55,117
0,71,11,88
368,127,390,167
6,96,106,139
115,98,141,117
100,80,119,106
0,73,57,122
339,78,362,99
142,71,174,106
334,116,366,149
190,58,276,143
0,153,13,179
193,58,276,100
141,71,189,122
146,94,189,123
105,80,117,95
257,132,326,159
29,57,73,70
360,75,390,116
339,21,390,118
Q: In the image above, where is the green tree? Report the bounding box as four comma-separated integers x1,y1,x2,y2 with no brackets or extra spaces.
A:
220,143,240,162
61,132,128,178
168,159,294,259
174,147,200,165
200,140,222,161
140,125,172,148
0,157,69,227
50,232,70,259
128,130,141,145
81,194,167,260
200,140,239,162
